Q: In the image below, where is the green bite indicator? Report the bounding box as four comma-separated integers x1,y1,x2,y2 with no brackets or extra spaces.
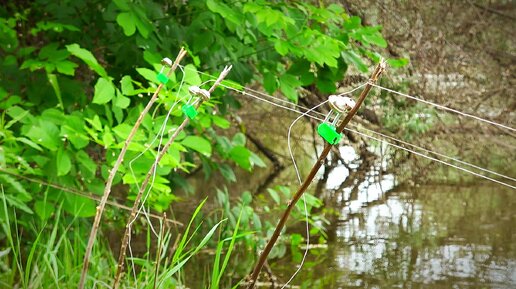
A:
182,104,198,119
317,95,356,145
317,123,342,145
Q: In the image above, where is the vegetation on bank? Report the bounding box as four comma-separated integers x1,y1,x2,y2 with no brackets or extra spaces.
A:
0,0,411,287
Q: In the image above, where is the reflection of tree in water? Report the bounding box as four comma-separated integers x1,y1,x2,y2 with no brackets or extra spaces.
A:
306,156,516,288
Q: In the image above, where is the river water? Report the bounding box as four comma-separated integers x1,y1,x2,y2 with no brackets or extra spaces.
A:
270,155,516,288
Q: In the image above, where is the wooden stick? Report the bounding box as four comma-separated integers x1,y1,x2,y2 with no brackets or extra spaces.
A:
78,48,188,289
112,65,232,289
246,61,386,288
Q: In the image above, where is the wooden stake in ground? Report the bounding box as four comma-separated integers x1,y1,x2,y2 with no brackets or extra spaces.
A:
112,65,232,289
246,60,386,289
78,48,187,289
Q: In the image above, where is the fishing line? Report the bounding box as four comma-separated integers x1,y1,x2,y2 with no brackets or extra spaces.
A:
284,100,326,288
344,127,516,190
222,84,515,188
369,82,516,132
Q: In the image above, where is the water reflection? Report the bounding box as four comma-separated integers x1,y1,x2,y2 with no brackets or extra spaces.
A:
274,161,515,288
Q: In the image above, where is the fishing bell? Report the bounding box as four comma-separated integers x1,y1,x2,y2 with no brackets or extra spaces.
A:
182,86,211,120
317,95,356,145
157,57,173,84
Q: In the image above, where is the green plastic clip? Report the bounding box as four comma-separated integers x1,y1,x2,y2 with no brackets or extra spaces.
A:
317,123,342,145
182,104,198,119
157,73,169,84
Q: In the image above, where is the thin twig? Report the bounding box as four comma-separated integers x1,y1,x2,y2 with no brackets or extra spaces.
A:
79,48,188,289
246,61,386,288
112,65,232,289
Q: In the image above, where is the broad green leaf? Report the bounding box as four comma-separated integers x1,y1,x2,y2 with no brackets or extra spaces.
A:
249,152,266,168
229,146,251,171
219,164,236,182
387,58,409,68
267,188,281,205
25,119,60,151
55,60,77,76
63,194,96,217
93,78,115,104
136,67,158,83
34,200,53,220
66,43,108,78
212,115,230,129
120,75,134,95
76,150,97,177
263,73,278,94
232,132,246,146
183,64,202,85
342,50,368,72
56,148,71,176
182,136,212,156
279,74,301,102
274,39,289,56
115,91,130,108
207,0,242,25
116,12,136,36
363,33,387,48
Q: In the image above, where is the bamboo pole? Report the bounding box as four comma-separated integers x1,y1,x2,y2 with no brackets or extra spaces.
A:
246,60,386,288
78,48,188,289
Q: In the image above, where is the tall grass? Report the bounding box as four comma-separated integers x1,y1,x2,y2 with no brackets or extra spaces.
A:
0,191,246,289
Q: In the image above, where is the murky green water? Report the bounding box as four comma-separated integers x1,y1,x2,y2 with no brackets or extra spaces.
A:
182,139,515,288
272,171,516,288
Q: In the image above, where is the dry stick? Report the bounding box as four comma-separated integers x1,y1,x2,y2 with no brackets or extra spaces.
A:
246,61,386,289
78,48,188,289
112,65,232,289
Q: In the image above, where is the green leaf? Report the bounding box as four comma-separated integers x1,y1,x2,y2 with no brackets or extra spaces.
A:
34,200,53,220
342,50,368,72
207,0,242,25
263,73,278,94
63,194,96,217
249,152,266,168
219,164,236,182
120,75,135,95
55,60,77,76
56,148,71,176
66,43,108,78
116,12,136,36
181,136,212,156
76,150,97,177
363,33,387,48
274,39,289,56
136,67,158,83
267,188,281,205
387,58,409,68
229,146,251,171
279,74,301,102
183,64,202,85
232,132,246,146
212,115,230,129
93,78,115,104
115,91,130,108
